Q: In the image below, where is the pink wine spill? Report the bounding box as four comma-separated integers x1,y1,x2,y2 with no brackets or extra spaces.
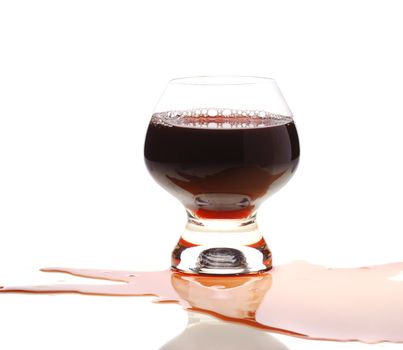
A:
1,261,403,344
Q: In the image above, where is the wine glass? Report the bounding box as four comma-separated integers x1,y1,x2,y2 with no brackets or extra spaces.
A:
144,76,299,275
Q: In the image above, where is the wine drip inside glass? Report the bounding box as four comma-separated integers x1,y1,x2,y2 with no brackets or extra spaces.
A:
144,76,299,274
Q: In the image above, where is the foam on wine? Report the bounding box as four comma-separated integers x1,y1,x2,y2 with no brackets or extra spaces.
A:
151,108,293,129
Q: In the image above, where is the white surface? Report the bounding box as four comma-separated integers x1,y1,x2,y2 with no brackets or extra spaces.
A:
160,312,289,350
1,1,403,349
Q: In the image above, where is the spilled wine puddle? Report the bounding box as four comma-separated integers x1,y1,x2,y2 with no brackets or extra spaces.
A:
1,261,403,344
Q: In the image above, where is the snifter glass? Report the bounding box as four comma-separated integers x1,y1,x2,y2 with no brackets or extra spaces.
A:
144,76,299,275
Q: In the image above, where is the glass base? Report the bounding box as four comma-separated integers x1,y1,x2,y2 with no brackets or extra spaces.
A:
171,214,272,275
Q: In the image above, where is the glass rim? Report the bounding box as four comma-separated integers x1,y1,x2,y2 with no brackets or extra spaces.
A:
168,75,276,86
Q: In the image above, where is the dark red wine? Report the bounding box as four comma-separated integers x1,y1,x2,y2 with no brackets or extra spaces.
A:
144,109,300,219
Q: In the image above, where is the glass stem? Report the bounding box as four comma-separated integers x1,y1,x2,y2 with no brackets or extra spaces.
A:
171,210,272,275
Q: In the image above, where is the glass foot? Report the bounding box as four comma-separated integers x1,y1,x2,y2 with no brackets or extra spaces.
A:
171,216,272,275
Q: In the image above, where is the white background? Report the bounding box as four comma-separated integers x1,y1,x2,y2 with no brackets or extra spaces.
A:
0,1,402,349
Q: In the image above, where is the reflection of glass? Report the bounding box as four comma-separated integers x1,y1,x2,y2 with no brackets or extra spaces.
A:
144,76,300,274
171,271,271,320
160,312,289,350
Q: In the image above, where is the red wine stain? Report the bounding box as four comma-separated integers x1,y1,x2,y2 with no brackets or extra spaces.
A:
1,261,403,344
